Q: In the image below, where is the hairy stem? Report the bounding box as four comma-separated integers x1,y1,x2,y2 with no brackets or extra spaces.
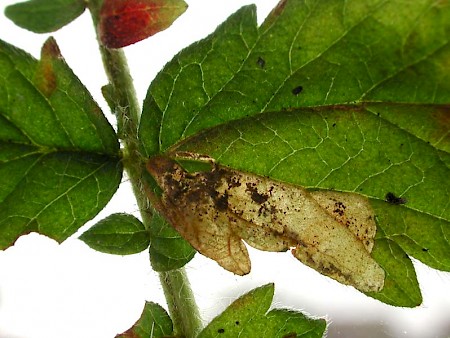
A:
159,270,203,337
87,1,202,336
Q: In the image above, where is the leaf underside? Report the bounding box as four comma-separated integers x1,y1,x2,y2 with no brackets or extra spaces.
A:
140,0,450,307
80,213,150,255
148,211,196,271
0,38,121,249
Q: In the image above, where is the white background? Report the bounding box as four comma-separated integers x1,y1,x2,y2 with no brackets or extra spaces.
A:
0,1,449,337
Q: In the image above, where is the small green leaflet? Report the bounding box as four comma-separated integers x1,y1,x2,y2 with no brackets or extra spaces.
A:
116,302,173,338
5,0,86,33
80,213,150,255
197,284,326,338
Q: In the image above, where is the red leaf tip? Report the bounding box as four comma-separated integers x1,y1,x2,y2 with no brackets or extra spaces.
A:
98,0,188,48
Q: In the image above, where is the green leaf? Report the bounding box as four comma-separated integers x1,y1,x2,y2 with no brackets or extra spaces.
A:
5,0,86,33
368,233,422,307
79,213,150,255
140,0,449,155
139,0,450,306
148,211,196,271
197,284,326,338
116,302,173,338
0,38,121,249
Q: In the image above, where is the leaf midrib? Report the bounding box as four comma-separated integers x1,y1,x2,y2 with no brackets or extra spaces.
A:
157,0,448,152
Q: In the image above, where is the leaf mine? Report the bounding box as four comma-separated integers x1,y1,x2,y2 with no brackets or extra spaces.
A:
147,155,385,292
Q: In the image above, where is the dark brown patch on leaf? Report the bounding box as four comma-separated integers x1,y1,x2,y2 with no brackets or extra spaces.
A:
385,192,407,205
292,86,303,95
282,332,297,338
227,175,242,188
214,192,229,211
333,201,346,216
245,182,269,204
257,56,266,68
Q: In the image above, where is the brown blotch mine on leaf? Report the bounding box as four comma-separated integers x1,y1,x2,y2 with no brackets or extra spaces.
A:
147,155,385,292
432,107,450,144
34,38,62,97
257,56,266,68
266,0,288,22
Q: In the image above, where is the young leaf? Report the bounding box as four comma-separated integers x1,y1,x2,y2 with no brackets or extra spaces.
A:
0,38,121,249
197,284,326,338
80,213,150,255
5,0,86,33
116,301,173,338
139,0,449,306
148,211,196,271
98,0,188,49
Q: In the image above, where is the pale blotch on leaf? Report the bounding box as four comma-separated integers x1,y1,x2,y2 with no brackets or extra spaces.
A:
147,155,385,292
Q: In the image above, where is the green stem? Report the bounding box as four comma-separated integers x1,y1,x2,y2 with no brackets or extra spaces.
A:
160,270,203,337
87,1,203,336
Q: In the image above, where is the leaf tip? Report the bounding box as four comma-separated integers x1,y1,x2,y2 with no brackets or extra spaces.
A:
41,37,63,59
34,38,62,97
265,0,288,23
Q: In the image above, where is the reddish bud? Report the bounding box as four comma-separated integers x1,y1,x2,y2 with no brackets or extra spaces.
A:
98,0,188,48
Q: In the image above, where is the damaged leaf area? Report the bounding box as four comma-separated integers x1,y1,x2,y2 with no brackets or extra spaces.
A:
147,154,385,293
